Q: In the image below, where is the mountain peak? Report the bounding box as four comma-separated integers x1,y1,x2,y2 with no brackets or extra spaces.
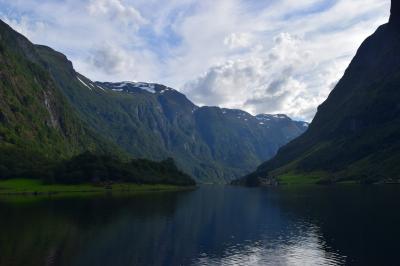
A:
390,0,400,24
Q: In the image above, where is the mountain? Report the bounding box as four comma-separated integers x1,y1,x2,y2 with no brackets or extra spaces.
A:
235,1,400,186
0,20,119,158
34,46,307,182
0,19,307,183
0,20,195,186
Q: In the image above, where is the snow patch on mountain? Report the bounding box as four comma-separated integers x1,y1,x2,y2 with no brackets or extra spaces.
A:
96,85,106,91
98,81,177,94
77,76,92,91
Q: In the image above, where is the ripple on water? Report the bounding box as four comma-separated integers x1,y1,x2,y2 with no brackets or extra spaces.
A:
193,222,347,266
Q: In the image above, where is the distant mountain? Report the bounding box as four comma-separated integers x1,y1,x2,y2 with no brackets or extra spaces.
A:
34,47,307,183
235,0,400,186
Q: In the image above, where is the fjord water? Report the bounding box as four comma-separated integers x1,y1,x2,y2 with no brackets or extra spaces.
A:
0,186,399,266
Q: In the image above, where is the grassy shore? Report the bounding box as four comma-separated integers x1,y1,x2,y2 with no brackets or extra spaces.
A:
276,172,358,186
277,173,321,185
0,179,193,196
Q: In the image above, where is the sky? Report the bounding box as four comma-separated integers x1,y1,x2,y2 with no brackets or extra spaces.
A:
0,0,390,121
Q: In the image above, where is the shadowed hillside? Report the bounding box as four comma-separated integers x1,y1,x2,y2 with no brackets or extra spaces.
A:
236,0,400,186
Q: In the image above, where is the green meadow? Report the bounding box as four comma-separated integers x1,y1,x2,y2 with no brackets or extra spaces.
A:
0,178,188,196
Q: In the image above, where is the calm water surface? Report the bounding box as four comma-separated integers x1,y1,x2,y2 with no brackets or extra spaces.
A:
0,185,399,266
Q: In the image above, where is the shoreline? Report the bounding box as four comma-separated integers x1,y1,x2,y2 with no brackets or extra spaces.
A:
0,179,197,197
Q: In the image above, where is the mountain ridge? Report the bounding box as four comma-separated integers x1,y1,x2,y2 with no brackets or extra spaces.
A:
0,19,196,186
34,41,308,183
0,19,308,183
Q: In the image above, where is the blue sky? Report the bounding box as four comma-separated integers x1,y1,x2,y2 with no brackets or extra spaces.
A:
0,0,390,121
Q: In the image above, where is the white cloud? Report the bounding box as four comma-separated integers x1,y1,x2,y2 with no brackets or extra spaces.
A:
224,33,252,49
87,0,147,27
182,32,317,119
1,15,48,43
77,43,158,82
0,0,391,121
179,0,390,121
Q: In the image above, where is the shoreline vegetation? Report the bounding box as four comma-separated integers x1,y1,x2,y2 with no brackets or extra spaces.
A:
232,171,400,187
0,179,196,197
0,151,197,196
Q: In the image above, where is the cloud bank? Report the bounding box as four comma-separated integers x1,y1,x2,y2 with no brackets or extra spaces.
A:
0,0,390,121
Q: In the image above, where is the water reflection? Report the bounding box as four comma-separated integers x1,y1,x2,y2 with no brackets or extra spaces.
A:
195,226,346,266
0,186,399,266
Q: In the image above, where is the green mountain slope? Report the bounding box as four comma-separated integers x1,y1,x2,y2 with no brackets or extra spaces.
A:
34,44,307,182
0,20,116,158
236,1,400,186
0,20,195,186
0,18,307,183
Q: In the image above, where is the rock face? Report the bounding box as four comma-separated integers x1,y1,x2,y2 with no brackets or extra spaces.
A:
236,0,400,186
390,0,400,24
